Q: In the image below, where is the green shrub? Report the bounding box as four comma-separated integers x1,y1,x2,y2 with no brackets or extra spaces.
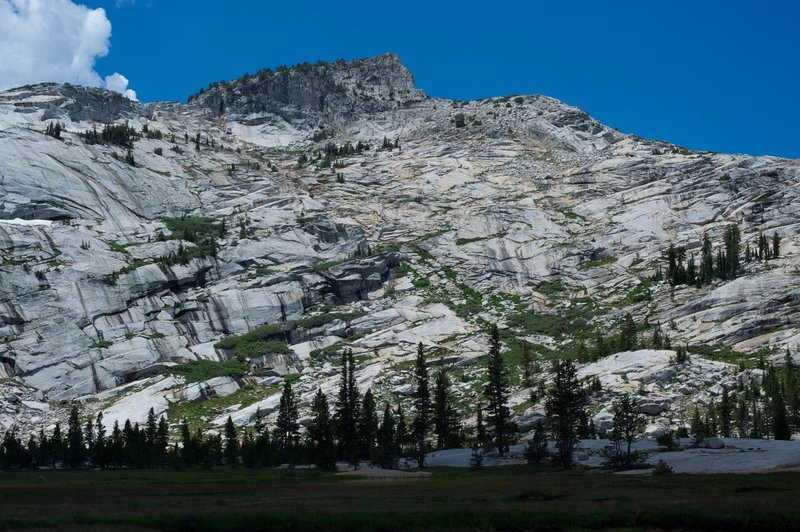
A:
170,360,249,383
214,323,284,350
653,459,674,475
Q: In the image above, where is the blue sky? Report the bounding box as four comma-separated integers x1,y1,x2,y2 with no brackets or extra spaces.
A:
8,0,800,158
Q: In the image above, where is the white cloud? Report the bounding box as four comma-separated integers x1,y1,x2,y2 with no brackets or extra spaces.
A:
104,72,137,101
0,0,138,100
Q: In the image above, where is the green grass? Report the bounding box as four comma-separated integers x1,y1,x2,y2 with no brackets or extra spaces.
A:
578,256,617,271
214,323,284,350
0,468,798,531
455,236,485,246
296,310,367,329
169,360,249,383
166,383,278,432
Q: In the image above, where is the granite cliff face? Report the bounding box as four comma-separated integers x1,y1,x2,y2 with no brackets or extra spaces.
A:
0,55,798,437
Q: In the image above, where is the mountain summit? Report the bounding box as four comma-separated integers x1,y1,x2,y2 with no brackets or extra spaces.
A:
0,54,797,444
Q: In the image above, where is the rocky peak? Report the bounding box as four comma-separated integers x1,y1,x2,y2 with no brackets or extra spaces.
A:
189,53,426,122
0,82,143,123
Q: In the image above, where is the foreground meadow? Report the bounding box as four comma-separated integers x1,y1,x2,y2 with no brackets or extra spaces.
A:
1,465,798,530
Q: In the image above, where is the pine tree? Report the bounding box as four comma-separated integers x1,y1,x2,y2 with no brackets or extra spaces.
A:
276,380,299,460
651,323,663,349
718,387,732,437
359,389,379,463
180,418,194,467
545,359,586,469
609,394,645,466
432,364,462,449
484,324,513,454
412,343,431,467
66,405,85,468
335,349,361,466
521,342,533,387
93,412,106,468
773,231,781,258
377,403,398,469
700,232,713,283
475,403,488,450
784,348,799,426
771,391,791,440
524,419,549,464
50,422,63,468
307,388,335,470
224,416,239,467
395,404,407,457
618,313,637,352
690,406,707,442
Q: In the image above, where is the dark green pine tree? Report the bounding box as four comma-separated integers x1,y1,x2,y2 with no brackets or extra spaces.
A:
377,403,398,469
771,391,792,441
520,342,533,387
723,223,741,279
66,405,85,468
545,359,586,469
276,380,300,459
223,415,239,467
395,404,407,458
93,412,106,468
700,232,714,283
180,418,194,467
484,325,513,455
50,422,63,468
772,231,781,258
307,388,335,470
718,387,732,437
433,364,462,450
784,348,799,427
335,349,361,467
359,389,379,463
412,343,431,468
618,313,637,352
686,253,697,285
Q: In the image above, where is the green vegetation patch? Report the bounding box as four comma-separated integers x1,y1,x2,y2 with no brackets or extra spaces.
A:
170,360,249,383
1,465,800,530
297,310,367,329
214,323,284,350
578,256,617,270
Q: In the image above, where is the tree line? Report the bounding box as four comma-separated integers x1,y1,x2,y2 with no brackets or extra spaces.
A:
2,326,797,471
659,223,781,287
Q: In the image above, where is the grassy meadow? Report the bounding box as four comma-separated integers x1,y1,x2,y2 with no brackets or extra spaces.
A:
0,465,798,530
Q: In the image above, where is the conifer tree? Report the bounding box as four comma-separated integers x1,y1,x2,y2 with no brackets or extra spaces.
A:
474,403,488,450
276,380,300,459
618,313,637,352
484,324,512,454
224,416,239,467
412,343,431,467
609,394,645,466
545,359,586,469
307,389,335,469
335,349,361,466
718,387,732,437
520,341,533,387
395,404,407,457
772,231,781,258
784,348,799,426
524,419,549,464
359,389,379,463
433,364,462,449
66,405,84,468
376,403,398,469
700,232,714,283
